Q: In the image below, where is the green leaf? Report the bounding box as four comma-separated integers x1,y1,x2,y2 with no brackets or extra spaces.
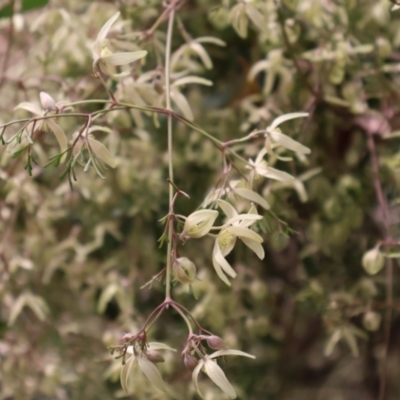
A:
0,0,49,18
12,146,28,158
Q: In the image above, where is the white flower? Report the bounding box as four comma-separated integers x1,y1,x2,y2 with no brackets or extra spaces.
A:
120,342,175,394
14,93,68,158
192,349,255,399
212,200,264,286
92,12,147,77
265,112,311,155
172,257,197,284
248,148,295,183
39,91,57,111
181,209,219,240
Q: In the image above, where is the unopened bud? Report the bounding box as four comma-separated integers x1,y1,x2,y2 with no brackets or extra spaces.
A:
172,257,196,284
181,209,218,240
363,311,381,332
206,335,227,350
362,248,384,275
145,350,165,363
39,91,57,111
184,354,198,371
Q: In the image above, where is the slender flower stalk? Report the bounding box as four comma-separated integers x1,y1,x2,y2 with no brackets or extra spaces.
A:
165,5,176,301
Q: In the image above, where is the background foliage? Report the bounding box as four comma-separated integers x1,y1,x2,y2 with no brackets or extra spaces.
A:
1,0,400,399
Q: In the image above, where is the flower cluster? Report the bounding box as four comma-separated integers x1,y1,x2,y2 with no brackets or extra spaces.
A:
182,334,255,399
92,12,147,78
180,200,265,286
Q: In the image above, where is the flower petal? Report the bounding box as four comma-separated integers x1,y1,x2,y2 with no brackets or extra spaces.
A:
241,237,265,259
147,342,176,352
255,165,295,182
120,355,136,393
213,242,237,279
233,188,270,210
217,199,238,220
173,76,213,87
183,209,218,239
88,137,117,168
189,42,213,69
14,102,42,116
208,349,256,359
46,119,68,160
192,360,205,399
101,50,147,66
245,5,265,32
137,356,168,393
212,261,231,286
268,129,311,155
227,226,263,243
171,89,194,121
269,112,309,130
204,358,236,399
195,37,226,46
94,11,120,56
224,213,262,227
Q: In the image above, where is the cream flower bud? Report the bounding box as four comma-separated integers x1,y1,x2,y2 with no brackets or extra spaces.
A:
39,91,57,111
184,353,198,371
145,350,165,363
362,311,381,332
172,257,196,284
181,209,218,240
362,248,384,275
206,335,227,350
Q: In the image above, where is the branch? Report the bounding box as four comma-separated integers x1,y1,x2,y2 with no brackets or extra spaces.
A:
366,130,393,400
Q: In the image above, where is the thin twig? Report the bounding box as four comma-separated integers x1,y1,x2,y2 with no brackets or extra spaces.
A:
366,130,393,400
164,2,177,301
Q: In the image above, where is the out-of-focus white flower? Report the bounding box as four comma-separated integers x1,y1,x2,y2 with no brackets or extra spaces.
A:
192,349,255,399
212,200,264,286
121,342,175,394
92,12,147,77
14,92,68,158
248,148,294,184
264,112,311,155
39,91,57,111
